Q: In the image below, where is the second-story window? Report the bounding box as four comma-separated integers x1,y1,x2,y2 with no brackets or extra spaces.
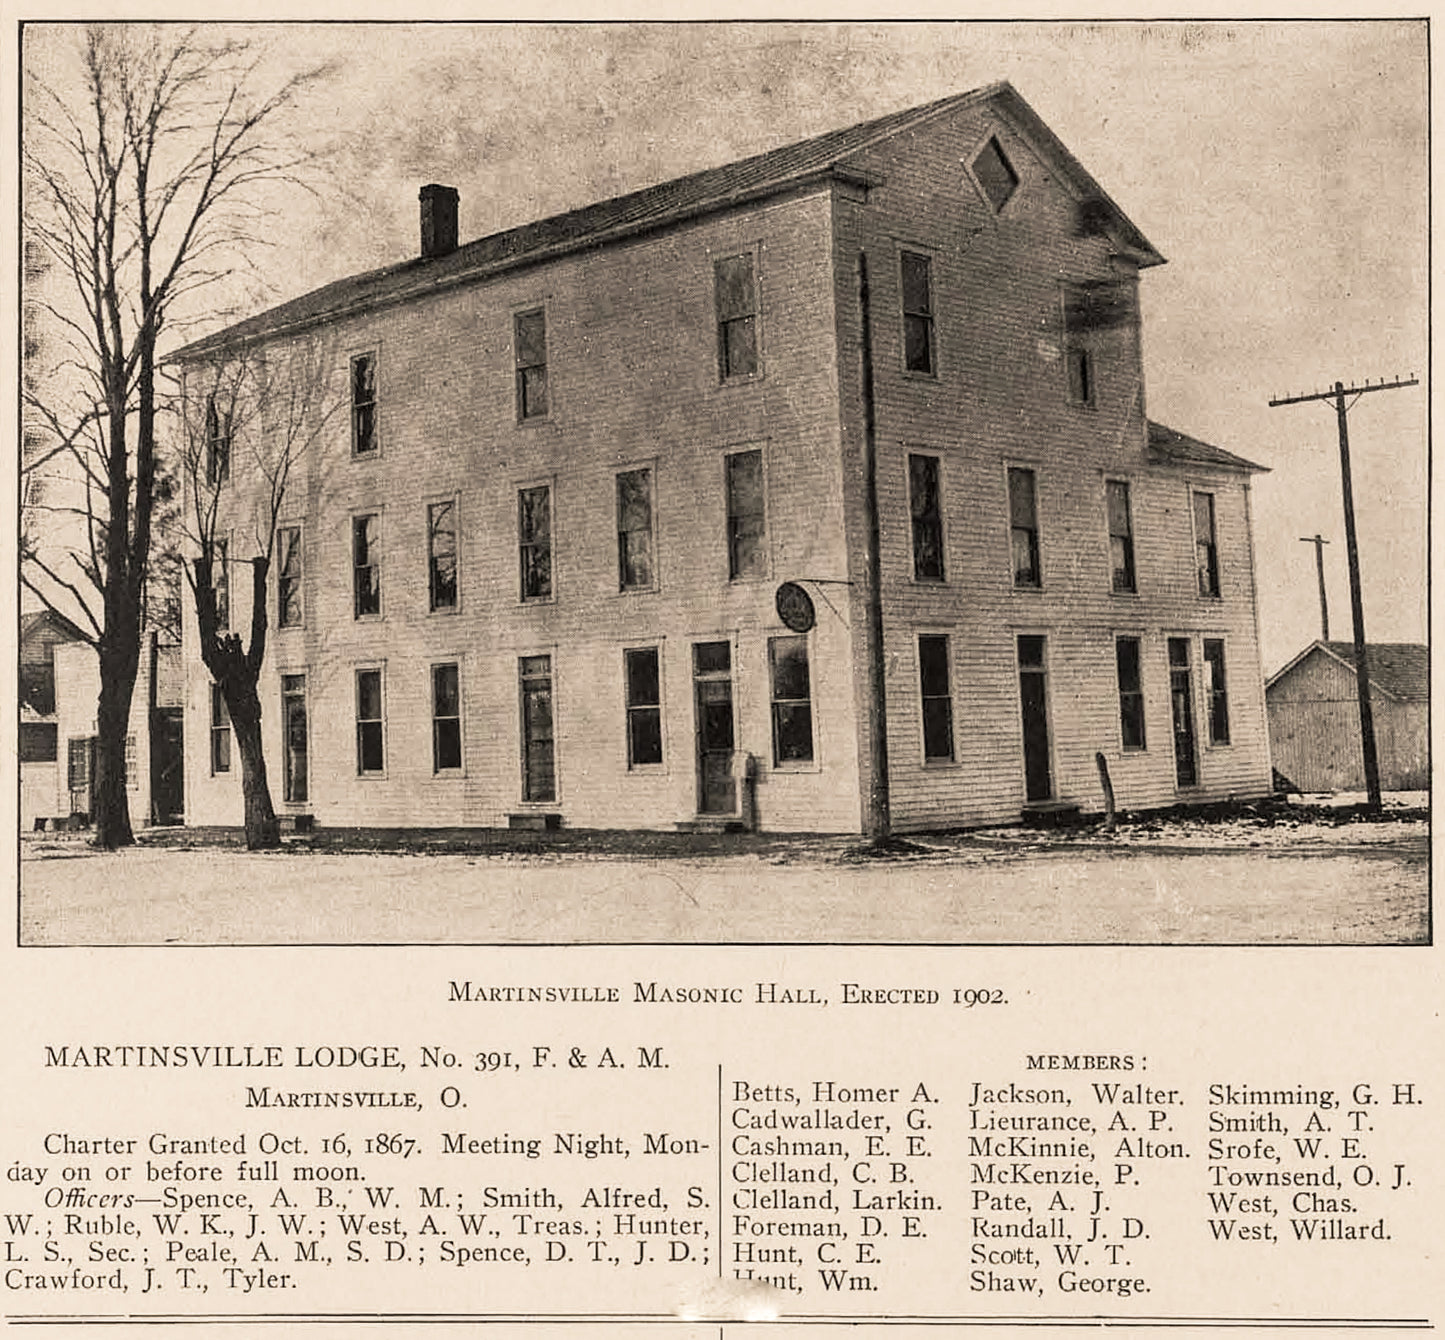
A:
518,485,552,601
616,468,654,591
909,454,945,582
353,513,381,618
211,537,230,630
725,449,766,580
1008,466,1041,588
715,253,759,381
351,352,377,455
277,525,303,627
1194,491,1220,597
515,309,548,421
901,251,935,375
428,500,458,611
205,395,231,486
1107,480,1136,593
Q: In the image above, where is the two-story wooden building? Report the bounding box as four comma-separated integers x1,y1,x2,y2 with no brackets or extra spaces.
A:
173,82,1272,834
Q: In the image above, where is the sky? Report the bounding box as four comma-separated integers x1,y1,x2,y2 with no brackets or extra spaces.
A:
20,19,1429,675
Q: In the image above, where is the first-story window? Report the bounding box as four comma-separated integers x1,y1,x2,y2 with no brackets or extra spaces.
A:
277,525,303,627
768,635,814,765
1203,639,1230,745
428,500,458,611
1008,466,1041,588
432,663,462,772
356,668,385,775
918,634,955,762
519,485,552,601
624,646,663,768
210,683,231,775
616,468,654,590
353,513,381,618
1116,636,1146,750
282,674,308,802
520,655,556,802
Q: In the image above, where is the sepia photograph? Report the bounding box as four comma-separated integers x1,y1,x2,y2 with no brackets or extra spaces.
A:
15,20,1429,945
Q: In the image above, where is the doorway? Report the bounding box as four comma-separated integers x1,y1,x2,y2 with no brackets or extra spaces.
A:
693,641,736,814
1017,635,1053,803
1168,637,1198,787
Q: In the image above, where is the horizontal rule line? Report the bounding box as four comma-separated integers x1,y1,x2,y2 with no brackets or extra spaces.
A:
4,1316,1433,1329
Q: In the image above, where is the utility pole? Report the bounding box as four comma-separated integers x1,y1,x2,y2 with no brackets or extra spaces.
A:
1270,375,1418,812
1298,533,1331,641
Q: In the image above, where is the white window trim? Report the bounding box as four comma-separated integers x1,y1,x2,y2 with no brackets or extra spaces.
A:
614,459,661,596
896,242,941,381
1003,460,1045,592
517,646,561,806
350,506,385,622
275,520,305,631
354,662,388,780
1113,632,1149,754
516,476,558,606
1103,475,1138,597
916,628,959,768
1060,284,1100,410
962,129,1023,217
1189,485,1223,600
348,344,382,460
767,629,821,774
278,668,310,807
723,445,770,584
425,493,462,616
430,658,466,778
621,642,667,775
1200,633,1234,751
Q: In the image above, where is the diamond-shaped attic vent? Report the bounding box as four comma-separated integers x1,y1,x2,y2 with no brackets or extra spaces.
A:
973,136,1019,212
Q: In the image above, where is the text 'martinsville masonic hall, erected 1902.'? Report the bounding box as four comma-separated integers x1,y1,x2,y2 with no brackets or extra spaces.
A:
172,81,1273,835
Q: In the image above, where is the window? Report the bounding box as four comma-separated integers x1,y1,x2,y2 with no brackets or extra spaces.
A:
518,485,552,601
277,526,303,627
1066,346,1093,406
715,252,759,380
356,668,385,775
210,683,231,775
351,352,378,455
918,635,955,762
1116,637,1146,750
428,500,458,611
624,646,663,768
514,309,548,420
901,251,935,375
972,136,1019,212
1062,287,1097,407
1203,639,1230,745
1008,466,1041,588
432,663,463,772
769,635,814,765
125,734,138,789
616,468,654,591
909,454,945,581
725,449,766,580
520,655,556,802
212,537,230,630
353,514,381,617
282,674,308,802
205,395,231,486
1107,480,1136,593
67,737,92,794
1194,492,1220,597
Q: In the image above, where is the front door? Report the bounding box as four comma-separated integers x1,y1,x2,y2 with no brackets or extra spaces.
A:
150,708,184,823
693,641,736,814
1169,638,1198,787
282,675,308,804
1017,635,1053,803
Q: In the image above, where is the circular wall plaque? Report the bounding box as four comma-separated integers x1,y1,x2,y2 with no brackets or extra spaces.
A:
775,582,816,633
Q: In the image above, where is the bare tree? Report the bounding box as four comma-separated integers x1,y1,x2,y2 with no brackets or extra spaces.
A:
178,338,340,850
22,25,331,848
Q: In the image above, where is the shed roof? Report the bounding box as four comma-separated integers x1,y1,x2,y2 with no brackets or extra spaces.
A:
1267,640,1429,702
173,81,1164,361
1146,421,1268,474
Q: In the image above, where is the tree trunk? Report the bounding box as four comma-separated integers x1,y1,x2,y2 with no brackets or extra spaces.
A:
92,634,140,849
229,679,280,851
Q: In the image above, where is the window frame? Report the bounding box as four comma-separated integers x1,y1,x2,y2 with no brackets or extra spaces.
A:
907,451,946,583
517,480,555,604
1192,489,1221,598
917,632,956,765
426,496,460,614
768,633,816,769
431,660,465,775
615,464,658,594
899,248,937,379
276,523,304,629
623,644,665,771
1202,637,1231,747
513,305,550,423
1061,284,1099,409
354,665,387,778
204,393,232,487
1105,477,1137,594
124,733,138,790
1115,634,1147,752
724,446,768,582
211,533,231,631
209,682,231,776
1006,464,1043,590
967,133,1020,214
713,246,763,384
350,349,379,457
280,671,309,804
351,510,383,620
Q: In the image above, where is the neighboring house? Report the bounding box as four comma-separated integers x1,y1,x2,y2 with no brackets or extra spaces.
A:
172,81,1273,834
1267,641,1428,793
20,614,183,829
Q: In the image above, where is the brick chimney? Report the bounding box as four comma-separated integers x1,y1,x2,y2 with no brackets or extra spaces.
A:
419,184,459,259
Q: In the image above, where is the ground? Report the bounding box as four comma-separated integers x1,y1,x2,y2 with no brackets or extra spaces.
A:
17,795,1429,946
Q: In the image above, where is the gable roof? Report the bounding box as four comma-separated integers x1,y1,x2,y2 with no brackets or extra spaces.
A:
20,609,90,651
1147,421,1268,474
1267,640,1429,702
172,82,1163,362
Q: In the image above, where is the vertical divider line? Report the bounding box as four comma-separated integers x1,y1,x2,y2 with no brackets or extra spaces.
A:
716,1063,724,1278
